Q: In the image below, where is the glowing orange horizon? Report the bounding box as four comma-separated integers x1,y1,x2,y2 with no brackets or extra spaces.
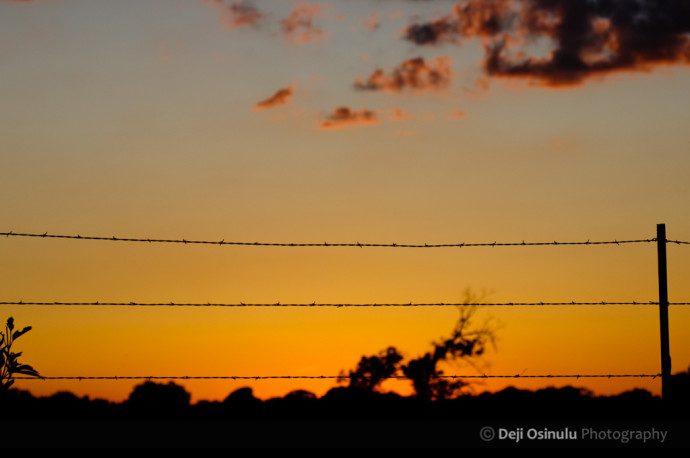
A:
2,0,690,404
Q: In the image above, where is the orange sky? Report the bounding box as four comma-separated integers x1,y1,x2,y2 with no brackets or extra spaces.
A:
1,0,690,402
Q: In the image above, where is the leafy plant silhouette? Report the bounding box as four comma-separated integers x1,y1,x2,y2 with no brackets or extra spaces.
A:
1,317,42,392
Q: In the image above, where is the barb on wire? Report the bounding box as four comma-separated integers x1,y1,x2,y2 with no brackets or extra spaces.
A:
3,300,689,307
14,373,661,381
0,231,657,248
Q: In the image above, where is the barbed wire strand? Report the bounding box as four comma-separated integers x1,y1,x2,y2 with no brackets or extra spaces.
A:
2,300,689,307
0,231,660,248
15,374,660,381
668,239,690,245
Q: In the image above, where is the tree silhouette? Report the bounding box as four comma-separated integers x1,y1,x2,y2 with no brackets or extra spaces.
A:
346,290,495,401
403,307,493,401
0,317,42,392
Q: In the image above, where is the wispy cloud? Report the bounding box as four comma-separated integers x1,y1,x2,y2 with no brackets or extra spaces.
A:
320,107,378,130
449,109,467,120
206,0,265,29
364,12,381,31
390,107,412,121
255,87,294,110
282,2,326,44
354,57,452,92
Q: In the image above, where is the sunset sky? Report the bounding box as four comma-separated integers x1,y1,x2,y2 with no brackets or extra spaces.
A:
2,0,690,402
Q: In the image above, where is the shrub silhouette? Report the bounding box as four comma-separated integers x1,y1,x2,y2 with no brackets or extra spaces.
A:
348,347,403,392
0,317,42,392
126,381,191,417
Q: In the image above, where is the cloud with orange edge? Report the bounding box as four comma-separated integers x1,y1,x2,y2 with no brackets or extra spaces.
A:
255,87,293,110
320,107,378,130
355,56,452,92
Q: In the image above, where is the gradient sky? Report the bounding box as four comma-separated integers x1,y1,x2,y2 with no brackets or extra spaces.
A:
1,0,690,402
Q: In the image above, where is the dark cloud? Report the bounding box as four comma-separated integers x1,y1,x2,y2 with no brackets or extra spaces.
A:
405,16,460,45
405,0,690,86
486,0,690,85
320,107,378,129
255,87,293,109
354,56,452,91
455,0,514,35
404,0,514,45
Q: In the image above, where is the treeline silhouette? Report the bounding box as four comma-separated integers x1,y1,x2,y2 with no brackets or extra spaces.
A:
3,367,690,421
3,306,689,423
2,370,689,448
3,307,689,447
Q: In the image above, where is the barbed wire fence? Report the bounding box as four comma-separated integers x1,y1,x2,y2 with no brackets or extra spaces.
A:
15,374,661,381
1,300,689,307
0,231,668,247
2,226,688,393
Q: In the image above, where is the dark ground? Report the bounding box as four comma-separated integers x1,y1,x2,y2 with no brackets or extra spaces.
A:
2,370,689,448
